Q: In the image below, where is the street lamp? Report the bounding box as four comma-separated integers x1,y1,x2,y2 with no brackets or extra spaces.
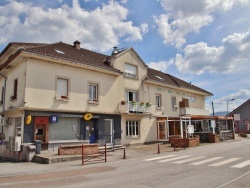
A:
227,99,235,116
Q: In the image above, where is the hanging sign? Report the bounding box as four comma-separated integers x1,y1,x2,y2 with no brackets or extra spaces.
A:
84,113,92,121
26,115,32,125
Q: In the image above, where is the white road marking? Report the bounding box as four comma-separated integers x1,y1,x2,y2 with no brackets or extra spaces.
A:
231,159,250,168
191,157,223,165
158,155,191,162
143,155,177,162
209,158,241,167
173,156,206,164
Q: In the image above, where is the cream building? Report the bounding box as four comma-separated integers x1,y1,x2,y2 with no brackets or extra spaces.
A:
0,41,212,150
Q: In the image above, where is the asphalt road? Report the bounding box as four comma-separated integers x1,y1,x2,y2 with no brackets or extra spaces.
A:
0,139,250,188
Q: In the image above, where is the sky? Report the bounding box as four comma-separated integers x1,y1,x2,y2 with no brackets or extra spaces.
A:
0,0,250,114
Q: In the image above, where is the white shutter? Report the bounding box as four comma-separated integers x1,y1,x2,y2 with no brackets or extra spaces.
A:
57,78,68,96
125,64,136,74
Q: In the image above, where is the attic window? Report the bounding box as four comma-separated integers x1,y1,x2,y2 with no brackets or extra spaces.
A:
54,49,65,54
155,75,164,81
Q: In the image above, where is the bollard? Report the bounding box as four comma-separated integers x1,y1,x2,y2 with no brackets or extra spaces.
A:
82,144,84,165
158,145,160,154
123,149,126,159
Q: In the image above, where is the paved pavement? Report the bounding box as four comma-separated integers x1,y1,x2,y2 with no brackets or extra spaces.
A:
0,135,249,187
32,135,245,164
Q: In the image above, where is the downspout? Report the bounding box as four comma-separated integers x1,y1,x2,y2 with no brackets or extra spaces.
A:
0,73,7,133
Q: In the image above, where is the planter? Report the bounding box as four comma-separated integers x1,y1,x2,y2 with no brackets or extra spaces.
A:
208,134,220,143
170,136,200,147
247,134,250,139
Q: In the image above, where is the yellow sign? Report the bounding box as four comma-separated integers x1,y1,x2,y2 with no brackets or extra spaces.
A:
84,113,92,121
26,115,32,125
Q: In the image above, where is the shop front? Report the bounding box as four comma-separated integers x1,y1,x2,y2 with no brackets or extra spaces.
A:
23,111,121,150
157,116,191,141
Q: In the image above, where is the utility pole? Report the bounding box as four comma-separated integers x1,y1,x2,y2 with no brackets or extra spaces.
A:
212,102,214,116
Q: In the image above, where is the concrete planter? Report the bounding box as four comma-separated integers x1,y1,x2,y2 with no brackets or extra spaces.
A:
247,134,250,139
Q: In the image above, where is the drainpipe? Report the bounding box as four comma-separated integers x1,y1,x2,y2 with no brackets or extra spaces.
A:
0,73,7,133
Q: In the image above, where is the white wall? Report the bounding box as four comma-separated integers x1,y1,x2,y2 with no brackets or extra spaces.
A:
25,58,124,113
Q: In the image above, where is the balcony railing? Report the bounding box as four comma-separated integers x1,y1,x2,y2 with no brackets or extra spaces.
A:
179,107,210,116
119,101,151,114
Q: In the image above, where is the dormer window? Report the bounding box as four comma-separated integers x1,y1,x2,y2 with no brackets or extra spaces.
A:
124,63,137,79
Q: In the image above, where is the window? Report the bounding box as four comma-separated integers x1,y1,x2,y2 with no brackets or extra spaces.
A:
171,96,177,110
125,90,137,102
156,94,161,108
89,83,98,102
0,86,4,105
126,120,140,137
10,78,18,100
124,63,137,78
57,78,68,99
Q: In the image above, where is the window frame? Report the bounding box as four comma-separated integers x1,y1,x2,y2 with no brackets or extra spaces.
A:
10,78,18,101
0,86,4,105
171,96,177,110
124,63,138,79
125,90,138,102
56,77,69,100
89,83,99,103
156,94,162,109
126,120,140,137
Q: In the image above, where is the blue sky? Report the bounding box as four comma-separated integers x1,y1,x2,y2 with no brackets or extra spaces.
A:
0,0,250,114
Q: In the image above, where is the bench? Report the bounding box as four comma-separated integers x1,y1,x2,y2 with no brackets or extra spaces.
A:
82,144,106,165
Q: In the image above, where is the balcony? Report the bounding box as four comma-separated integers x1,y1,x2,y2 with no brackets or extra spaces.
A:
179,107,210,116
119,101,151,114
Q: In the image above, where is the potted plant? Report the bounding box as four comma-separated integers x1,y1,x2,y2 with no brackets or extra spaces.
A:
121,101,126,105
146,102,151,107
140,102,144,106
131,100,136,105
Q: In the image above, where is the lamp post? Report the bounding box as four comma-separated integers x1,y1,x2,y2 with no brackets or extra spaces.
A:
227,99,235,116
226,99,235,135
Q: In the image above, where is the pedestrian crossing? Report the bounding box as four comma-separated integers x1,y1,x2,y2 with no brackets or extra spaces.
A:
143,154,250,169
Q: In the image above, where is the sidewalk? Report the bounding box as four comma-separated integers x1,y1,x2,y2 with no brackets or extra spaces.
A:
33,141,213,164
1,135,247,165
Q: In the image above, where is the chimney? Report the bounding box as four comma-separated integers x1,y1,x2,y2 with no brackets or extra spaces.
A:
74,40,81,50
112,47,118,55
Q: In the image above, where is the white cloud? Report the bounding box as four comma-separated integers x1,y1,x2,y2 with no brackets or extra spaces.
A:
207,89,250,113
147,59,174,72
174,30,250,74
140,23,148,34
0,0,145,52
155,0,250,48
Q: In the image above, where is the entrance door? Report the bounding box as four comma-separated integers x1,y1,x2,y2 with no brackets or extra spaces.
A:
104,119,113,145
158,121,168,141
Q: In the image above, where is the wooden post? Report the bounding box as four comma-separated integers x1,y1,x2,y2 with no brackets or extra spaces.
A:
104,143,107,162
82,144,84,165
123,148,126,159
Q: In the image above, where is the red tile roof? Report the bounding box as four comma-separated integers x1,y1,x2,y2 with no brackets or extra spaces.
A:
0,41,212,96
22,41,122,73
147,68,212,96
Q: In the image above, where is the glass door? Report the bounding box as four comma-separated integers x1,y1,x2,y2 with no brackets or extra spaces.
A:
104,119,113,145
157,121,168,141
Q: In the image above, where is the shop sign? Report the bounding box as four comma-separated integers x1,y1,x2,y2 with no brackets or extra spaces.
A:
50,115,58,123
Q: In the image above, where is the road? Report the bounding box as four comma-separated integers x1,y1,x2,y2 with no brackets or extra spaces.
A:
0,139,250,188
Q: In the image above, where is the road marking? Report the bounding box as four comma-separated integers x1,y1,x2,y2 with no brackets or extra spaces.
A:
209,158,241,167
231,159,250,168
190,157,223,165
173,156,206,164
158,155,191,162
143,155,177,162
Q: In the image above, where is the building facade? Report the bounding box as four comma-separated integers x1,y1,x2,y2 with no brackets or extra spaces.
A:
0,41,212,150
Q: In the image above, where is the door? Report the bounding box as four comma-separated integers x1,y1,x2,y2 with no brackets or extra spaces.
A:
104,119,113,145
157,121,168,141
